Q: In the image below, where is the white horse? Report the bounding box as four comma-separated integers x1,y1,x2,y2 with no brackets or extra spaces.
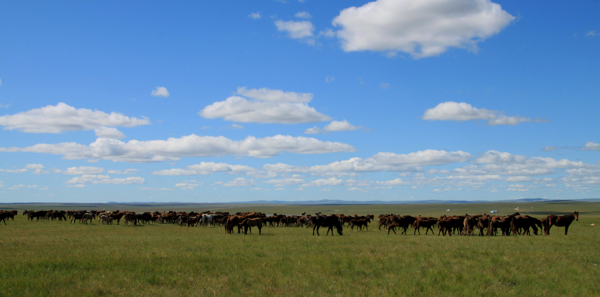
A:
201,214,215,227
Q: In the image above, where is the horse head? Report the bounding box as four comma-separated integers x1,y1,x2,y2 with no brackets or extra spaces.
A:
574,211,579,221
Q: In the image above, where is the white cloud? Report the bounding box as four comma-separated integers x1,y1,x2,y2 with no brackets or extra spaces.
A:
24,164,47,174
2,134,355,162
140,187,173,191
236,87,313,103
0,102,150,134
0,78,2,86
229,124,244,129
324,120,360,132
586,30,599,37
422,102,544,126
542,146,556,152
302,177,344,187
275,20,315,43
199,88,331,123
222,177,256,187
304,120,360,134
0,167,28,173
151,87,170,97
332,0,515,58
249,12,262,19
95,177,145,185
68,184,87,188
319,29,335,38
106,169,139,174
325,76,335,83
265,178,305,187
582,142,600,151
379,83,390,89
152,162,255,176
175,180,202,190
0,103,9,108
65,174,144,185
295,11,311,19
55,166,104,175
264,150,471,175
95,127,126,139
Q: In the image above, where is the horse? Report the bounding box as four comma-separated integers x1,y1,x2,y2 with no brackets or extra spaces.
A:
544,211,579,235
200,214,215,227
123,213,137,226
349,218,370,231
310,215,343,236
387,215,417,235
413,217,437,235
240,218,263,235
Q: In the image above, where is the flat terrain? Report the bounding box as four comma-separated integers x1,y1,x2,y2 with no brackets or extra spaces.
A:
1,202,599,296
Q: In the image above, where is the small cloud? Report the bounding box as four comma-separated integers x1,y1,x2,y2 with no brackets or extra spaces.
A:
275,20,315,44
228,124,244,129
318,29,335,38
249,12,262,19
582,142,600,151
0,78,2,86
542,146,556,152
586,30,599,37
325,76,335,83
295,11,311,19
0,103,9,108
379,83,390,89
151,87,170,98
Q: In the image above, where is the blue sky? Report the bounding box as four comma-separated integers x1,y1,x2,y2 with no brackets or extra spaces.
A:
1,0,599,203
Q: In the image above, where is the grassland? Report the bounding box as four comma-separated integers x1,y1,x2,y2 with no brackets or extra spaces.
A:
1,201,599,296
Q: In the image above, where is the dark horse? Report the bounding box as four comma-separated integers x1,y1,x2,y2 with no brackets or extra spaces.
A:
544,211,579,235
310,215,343,236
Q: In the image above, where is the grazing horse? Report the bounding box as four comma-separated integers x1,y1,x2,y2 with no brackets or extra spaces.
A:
413,217,437,235
544,211,579,235
310,215,343,236
387,215,417,235
0,212,10,225
200,214,215,227
240,218,263,234
123,213,137,226
349,218,370,231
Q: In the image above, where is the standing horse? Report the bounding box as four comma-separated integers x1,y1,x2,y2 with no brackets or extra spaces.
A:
544,211,579,235
310,215,343,236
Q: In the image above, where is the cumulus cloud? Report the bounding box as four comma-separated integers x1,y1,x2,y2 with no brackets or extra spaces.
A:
95,127,126,139
222,177,257,187
582,142,600,151
151,87,170,97
275,20,315,43
199,87,330,124
236,87,313,103
106,169,139,174
0,103,150,134
175,180,202,190
295,11,311,19
64,174,144,185
249,12,262,19
265,178,305,187
264,150,471,175
304,120,360,134
0,134,355,162
422,102,545,126
55,166,104,175
332,0,515,58
152,162,255,176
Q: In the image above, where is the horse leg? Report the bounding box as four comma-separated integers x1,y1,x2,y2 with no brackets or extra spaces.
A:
564,225,569,235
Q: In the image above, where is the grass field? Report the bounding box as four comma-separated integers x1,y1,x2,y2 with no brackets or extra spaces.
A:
1,202,599,296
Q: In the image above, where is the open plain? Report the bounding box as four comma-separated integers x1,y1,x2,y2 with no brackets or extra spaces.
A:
1,201,599,297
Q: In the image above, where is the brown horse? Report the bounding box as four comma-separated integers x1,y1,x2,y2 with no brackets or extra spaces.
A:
240,218,263,235
544,211,579,235
310,215,343,236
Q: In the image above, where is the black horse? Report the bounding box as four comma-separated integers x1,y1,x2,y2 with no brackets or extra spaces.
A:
310,215,343,236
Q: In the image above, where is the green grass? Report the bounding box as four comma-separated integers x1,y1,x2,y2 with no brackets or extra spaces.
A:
1,202,600,296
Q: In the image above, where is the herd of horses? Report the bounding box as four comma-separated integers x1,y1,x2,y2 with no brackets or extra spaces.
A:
0,209,580,236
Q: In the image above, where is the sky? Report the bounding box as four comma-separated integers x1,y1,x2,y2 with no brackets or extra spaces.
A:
0,0,599,203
